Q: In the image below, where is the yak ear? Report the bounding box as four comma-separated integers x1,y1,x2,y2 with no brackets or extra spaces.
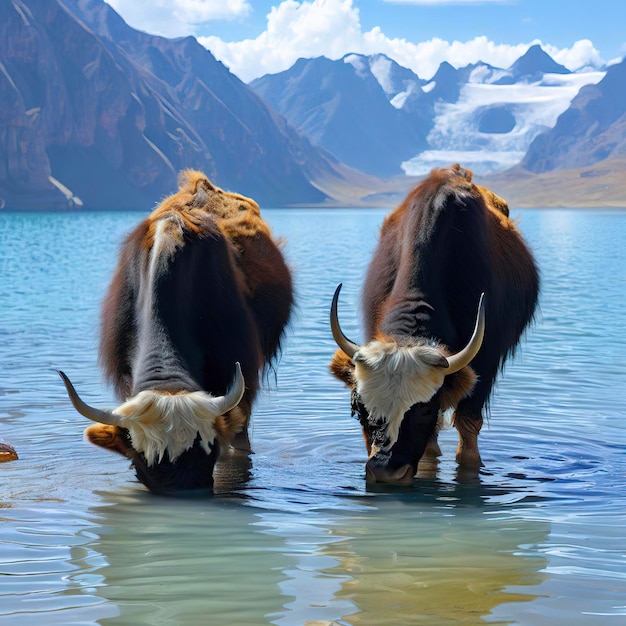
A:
439,366,478,411
329,349,356,387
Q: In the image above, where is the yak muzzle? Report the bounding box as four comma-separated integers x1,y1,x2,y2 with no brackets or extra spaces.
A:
365,460,415,485
131,437,221,496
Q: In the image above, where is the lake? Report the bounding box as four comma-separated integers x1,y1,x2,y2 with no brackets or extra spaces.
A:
1,206,625,625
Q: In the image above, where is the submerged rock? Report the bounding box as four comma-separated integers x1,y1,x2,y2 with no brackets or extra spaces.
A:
0,443,18,462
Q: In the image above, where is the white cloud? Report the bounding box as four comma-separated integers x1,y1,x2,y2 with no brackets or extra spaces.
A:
383,0,508,3
198,0,603,82
545,39,603,70
106,0,251,38
199,0,364,81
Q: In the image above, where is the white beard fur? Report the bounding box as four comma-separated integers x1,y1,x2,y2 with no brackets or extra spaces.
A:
354,340,448,449
113,390,225,465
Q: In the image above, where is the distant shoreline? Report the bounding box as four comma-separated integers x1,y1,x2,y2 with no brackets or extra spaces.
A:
4,160,626,212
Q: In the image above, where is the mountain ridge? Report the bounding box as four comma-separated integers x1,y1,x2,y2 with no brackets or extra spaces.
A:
250,54,431,177
249,46,605,179
0,0,373,210
1,1,623,210
520,56,626,172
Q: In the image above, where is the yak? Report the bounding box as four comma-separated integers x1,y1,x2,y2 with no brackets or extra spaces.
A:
59,170,293,494
329,165,539,484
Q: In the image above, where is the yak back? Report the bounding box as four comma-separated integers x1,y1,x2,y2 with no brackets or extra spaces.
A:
361,165,538,404
99,170,293,405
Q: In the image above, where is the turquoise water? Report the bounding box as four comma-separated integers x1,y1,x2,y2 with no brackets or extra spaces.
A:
1,207,625,625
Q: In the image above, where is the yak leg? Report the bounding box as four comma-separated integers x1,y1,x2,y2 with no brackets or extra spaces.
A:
453,411,483,467
228,429,252,455
423,431,442,459
419,434,442,477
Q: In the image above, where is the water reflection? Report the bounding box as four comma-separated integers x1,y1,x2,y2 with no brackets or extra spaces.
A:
260,472,553,625
77,494,292,625
213,447,253,494
320,498,550,625
69,478,551,626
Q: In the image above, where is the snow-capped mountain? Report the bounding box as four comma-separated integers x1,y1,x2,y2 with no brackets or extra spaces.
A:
250,46,606,178
405,64,606,175
343,53,427,111
250,54,431,177
520,54,626,172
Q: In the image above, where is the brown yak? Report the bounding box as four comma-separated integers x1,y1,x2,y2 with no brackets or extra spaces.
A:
330,165,539,484
59,170,293,494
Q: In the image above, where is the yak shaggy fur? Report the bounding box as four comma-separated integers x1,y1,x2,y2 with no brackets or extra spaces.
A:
93,170,293,468
330,164,538,468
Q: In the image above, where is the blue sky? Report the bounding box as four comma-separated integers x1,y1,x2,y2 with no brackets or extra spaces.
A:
107,0,625,82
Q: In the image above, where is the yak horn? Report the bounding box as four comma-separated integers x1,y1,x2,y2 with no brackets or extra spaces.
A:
330,283,360,359
57,370,122,426
446,293,486,374
213,362,245,415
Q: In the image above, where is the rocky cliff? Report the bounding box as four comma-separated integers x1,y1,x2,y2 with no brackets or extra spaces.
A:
520,56,626,173
250,54,431,177
0,0,353,210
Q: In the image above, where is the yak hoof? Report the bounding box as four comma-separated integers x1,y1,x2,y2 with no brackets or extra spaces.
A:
455,448,483,468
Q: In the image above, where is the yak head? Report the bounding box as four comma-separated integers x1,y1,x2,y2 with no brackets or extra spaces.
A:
330,285,484,485
58,365,246,494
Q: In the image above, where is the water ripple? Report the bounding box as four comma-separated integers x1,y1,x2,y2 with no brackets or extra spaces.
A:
1,208,626,625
